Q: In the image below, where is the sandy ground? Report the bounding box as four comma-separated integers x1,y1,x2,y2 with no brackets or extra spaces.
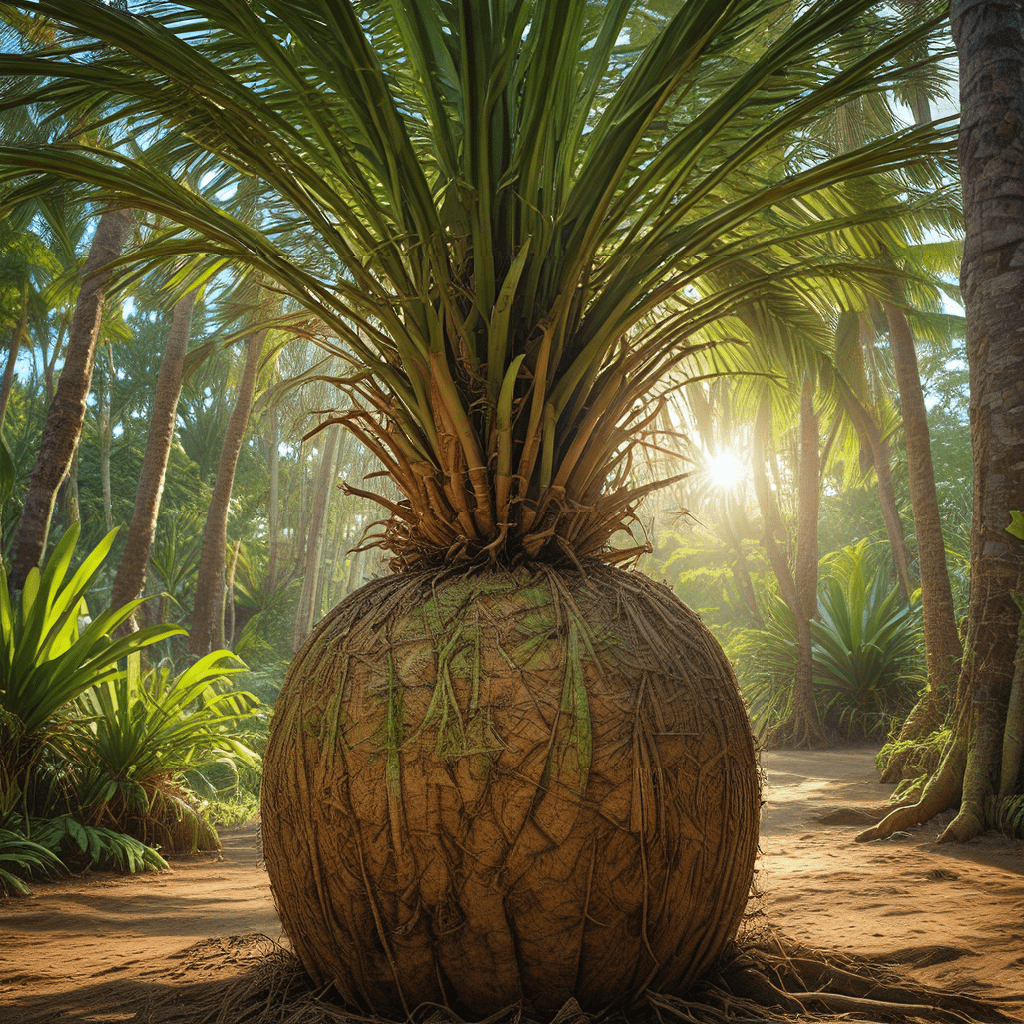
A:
759,748,1024,1015
1,747,1022,1021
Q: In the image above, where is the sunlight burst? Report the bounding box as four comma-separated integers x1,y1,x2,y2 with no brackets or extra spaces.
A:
706,450,746,490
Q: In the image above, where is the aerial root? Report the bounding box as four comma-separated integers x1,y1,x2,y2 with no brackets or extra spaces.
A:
126,930,1013,1024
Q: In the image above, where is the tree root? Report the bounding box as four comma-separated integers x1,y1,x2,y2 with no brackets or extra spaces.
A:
764,713,830,751
857,729,966,843
113,930,1015,1024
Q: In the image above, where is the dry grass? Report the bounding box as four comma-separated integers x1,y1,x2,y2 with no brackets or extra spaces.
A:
131,930,1015,1024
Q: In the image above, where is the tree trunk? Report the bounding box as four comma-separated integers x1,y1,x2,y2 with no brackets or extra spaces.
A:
841,313,914,599
790,379,826,748
874,53,964,755
0,283,28,432
99,342,115,533
110,290,196,621
752,388,828,749
885,300,963,700
225,537,242,647
292,424,342,651
859,0,1024,843
189,328,265,658
61,444,81,528
7,208,132,592
267,405,280,587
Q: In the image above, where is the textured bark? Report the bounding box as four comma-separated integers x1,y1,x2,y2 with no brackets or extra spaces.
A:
998,601,1024,801
262,564,760,1017
292,424,342,651
111,290,196,622
860,0,1024,842
7,208,132,591
885,300,963,699
0,284,27,431
189,329,265,658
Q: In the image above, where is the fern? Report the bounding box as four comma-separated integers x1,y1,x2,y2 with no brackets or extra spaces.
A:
33,814,167,873
996,794,1024,839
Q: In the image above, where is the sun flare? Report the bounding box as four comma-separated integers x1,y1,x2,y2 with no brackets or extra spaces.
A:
706,450,746,490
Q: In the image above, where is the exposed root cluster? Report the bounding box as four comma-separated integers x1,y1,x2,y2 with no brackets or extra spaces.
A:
127,930,1016,1024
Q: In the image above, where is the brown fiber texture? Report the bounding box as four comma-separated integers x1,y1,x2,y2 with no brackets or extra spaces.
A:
260,564,760,1018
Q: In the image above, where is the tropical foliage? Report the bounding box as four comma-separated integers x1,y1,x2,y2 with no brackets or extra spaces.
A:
0,1,966,737
0,0,978,889
71,650,259,852
0,528,261,894
738,541,924,741
0,524,183,790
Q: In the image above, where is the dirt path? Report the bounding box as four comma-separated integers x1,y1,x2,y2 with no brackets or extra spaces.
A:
759,748,1024,1015
1,749,1022,1021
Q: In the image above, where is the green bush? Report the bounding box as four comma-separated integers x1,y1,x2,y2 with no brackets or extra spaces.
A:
70,651,261,854
0,525,184,799
738,541,924,742
0,527,258,890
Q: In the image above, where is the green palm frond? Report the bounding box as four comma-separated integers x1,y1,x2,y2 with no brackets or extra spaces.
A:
0,0,960,566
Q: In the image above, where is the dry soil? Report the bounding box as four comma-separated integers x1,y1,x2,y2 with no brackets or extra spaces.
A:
1,747,1022,1022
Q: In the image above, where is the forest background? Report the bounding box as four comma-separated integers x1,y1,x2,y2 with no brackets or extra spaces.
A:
0,0,1020,892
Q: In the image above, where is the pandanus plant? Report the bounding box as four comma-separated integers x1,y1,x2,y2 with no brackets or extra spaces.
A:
0,0,954,1014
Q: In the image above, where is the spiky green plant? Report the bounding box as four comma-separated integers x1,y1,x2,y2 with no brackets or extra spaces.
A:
0,825,61,894
0,0,957,1013
740,541,924,741
0,524,185,812
70,650,260,853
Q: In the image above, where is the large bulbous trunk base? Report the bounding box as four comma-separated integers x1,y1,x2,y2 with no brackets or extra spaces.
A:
261,564,760,1018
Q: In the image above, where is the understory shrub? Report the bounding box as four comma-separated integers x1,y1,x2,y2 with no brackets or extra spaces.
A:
70,651,260,853
0,528,261,893
737,541,924,742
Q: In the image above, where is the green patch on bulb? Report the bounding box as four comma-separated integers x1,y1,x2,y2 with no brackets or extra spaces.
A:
383,651,404,796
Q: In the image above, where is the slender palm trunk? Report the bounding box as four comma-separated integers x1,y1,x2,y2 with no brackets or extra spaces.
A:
111,290,196,620
267,405,280,587
860,0,1024,843
791,379,826,747
7,208,132,592
189,328,265,658
99,343,115,533
753,388,828,749
293,425,342,651
0,284,28,431
61,444,81,527
885,300,963,697
862,313,913,598
225,537,242,646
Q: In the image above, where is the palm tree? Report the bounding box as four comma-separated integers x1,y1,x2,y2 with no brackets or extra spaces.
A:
0,0,957,1010
6,206,132,591
860,0,1024,845
189,320,267,657
825,50,965,741
110,287,197,625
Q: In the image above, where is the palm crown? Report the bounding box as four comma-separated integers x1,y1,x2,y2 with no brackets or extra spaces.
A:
0,0,956,568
